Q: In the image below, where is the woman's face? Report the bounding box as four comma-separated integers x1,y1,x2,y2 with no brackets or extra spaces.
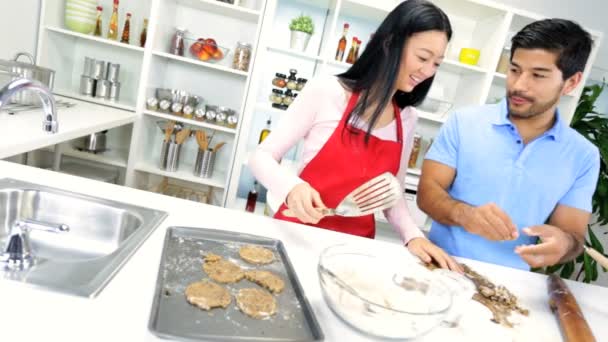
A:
397,30,448,92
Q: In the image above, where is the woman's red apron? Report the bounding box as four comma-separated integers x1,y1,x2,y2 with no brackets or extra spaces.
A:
273,92,404,238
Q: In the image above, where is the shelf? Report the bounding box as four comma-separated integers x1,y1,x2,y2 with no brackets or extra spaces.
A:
407,168,421,176
267,46,324,62
135,162,226,189
326,60,354,69
54,90,136,112
340,0,391,23
143,110,237,134
417,109,447,123
440,59,488,74
42,145,129,168
176,0,261,21
152,51,249,77
45,26,145,53
254,103,288,115
494,72,507,79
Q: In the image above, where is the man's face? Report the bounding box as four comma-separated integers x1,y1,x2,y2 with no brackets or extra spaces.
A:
506,48,576,119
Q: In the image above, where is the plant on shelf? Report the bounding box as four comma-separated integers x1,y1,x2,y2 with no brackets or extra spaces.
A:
289,14,314,52
536,82,608,283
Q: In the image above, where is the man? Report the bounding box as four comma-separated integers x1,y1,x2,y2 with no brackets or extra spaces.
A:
417,18,599,270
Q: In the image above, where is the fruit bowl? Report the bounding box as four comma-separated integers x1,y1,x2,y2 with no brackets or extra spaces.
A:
186,38,229,63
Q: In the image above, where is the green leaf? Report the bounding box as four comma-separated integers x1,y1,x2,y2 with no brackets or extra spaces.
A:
546,263,563,274
592,261,598,281
560,261,575,279
583,253,593,283
589,228,604,254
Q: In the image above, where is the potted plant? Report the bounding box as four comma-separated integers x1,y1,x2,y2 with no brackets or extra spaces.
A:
289,14,314,52
537,82,608,283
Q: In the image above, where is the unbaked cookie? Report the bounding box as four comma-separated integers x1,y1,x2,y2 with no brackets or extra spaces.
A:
236,288,277,319
244,270,285,294
185,281,231,310
203,253,244,283
239,245,275,265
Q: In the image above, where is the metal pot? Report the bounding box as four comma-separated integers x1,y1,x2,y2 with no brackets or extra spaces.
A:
0,52,55,105
78,131,107,153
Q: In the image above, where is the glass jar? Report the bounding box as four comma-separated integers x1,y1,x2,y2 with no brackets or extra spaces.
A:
159,99,171,113
296,78,307,91
215,111,227,126
286,69,298,90
170,27,187,56
183,104,194,119
194,108,206,121
496,47,510,75
205,105,218,121
283,89,295,106
269,89,283,104
272,73,287,88
227,114,238,129
232,41,252,71
146,97,158,111
171,102,183,116
408,134,422,168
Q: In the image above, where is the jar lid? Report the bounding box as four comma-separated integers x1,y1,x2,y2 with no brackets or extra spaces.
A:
272,89,284,94
289,68,297,74
285,89,293,96
275,73,287,78
237,41,252,48
297,78,307,82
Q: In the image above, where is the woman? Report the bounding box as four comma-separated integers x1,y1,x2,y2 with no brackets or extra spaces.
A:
249,0,460,270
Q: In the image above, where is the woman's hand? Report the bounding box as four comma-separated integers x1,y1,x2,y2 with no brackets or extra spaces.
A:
407,237,463,273
286,183,327,224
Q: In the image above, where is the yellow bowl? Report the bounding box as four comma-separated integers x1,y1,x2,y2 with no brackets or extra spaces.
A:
459,48,480,65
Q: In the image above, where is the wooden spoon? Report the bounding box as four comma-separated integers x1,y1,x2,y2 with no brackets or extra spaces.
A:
196,130,207,150
212,142,226,152
175,128,191,144
164,120,176,142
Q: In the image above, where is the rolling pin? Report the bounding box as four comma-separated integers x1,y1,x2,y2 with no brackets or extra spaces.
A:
547,274,596,342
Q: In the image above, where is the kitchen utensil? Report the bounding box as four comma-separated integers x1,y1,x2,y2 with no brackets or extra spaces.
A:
583,245,608,269
193,149,215,178
164,143,181,172
283,172,402,218
548,274,596,342
318,244,451,339
195,130,207,150
0,52,55,105
212,142,226,152
164,120,175,142
148,226,324,341
175,128,191,144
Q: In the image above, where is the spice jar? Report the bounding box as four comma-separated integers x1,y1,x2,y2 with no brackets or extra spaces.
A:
215,111,227,126
146,97,158,111
194,108,206,121
272,73,287,88
283,89,295,106
232,41,252,71
183,104,194,119
286,69,298,90
227,114,238,129
159,99,171,113
269,89,283,104
205,105,218,121
296,78,307,91
171,102,183,116
170,27,187,56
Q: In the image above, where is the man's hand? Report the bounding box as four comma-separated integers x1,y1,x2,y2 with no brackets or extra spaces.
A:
407,237,463,273
514,225,579,268
459,203,519,241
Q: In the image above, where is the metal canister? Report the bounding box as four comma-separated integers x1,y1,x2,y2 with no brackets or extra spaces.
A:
80,75,95,95
109,82,120,101
95,79,111,99
92,60,106,80
106,63,120,82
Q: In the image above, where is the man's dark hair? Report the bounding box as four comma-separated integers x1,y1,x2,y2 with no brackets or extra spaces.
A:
511,18,593,80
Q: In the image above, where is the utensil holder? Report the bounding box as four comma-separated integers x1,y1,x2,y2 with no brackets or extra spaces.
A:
160,141,181,172
194,148,216,178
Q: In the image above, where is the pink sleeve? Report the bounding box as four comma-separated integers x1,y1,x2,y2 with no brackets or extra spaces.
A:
383,107,425,244
248,78,325,203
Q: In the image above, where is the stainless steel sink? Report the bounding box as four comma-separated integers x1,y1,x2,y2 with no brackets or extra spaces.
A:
0,178,167,297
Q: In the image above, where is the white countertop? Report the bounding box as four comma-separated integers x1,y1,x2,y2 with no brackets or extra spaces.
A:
0,96,137,159
0,160,607,342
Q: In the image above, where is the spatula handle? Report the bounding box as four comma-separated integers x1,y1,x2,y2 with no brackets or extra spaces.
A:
282,208,333,218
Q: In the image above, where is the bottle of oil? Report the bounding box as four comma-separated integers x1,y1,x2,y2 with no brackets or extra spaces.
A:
120,13,131,44
346,37,358,64
245,182,259,212
335,23,349,62
107,0,119,40
93,6,103,37
258,119,272,144
139,19,148,47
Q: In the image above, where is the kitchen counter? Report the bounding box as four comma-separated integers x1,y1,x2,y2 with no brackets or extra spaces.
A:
0,160,607,342
0,96,137,159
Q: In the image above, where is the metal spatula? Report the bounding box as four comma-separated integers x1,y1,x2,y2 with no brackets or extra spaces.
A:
282,172,402,218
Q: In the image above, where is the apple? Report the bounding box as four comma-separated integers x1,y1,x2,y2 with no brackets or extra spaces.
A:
198,49,211,61
203,38,218,55
212,49,224,60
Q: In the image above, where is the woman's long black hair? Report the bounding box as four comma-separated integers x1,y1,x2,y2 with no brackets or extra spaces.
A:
338,0,451,143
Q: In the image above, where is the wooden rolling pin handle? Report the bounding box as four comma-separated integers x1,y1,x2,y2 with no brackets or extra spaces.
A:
547,274,596,342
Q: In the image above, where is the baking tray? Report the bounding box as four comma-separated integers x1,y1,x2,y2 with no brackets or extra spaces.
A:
148,226,324,341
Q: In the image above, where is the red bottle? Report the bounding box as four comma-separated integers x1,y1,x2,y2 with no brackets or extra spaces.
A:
245,182,258,212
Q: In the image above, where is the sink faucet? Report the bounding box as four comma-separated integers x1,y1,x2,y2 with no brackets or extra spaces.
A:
1,219,69,270
0,78,58,133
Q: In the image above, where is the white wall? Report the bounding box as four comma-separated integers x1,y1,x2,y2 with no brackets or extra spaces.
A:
0,0,41,60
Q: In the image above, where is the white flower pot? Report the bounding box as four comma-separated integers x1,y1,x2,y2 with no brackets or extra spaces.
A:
290,31,311,52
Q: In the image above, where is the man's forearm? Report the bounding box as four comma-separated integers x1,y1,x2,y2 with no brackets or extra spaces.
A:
417,180,472,227
558,231,585,264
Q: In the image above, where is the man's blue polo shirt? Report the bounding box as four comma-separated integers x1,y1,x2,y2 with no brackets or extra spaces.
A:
425,99,600,270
